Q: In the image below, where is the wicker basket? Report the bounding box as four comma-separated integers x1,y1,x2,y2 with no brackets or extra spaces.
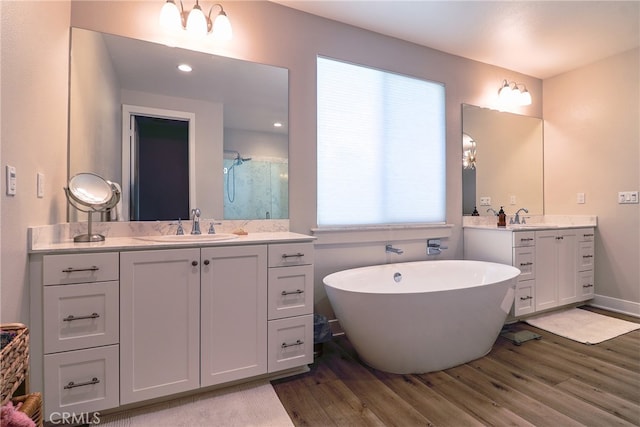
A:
1,323,30,405
12,392,43,427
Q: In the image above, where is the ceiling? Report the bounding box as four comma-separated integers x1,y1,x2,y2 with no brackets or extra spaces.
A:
271,1,640,79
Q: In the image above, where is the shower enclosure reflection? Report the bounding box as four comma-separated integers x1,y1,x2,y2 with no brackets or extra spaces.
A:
223,150,289,219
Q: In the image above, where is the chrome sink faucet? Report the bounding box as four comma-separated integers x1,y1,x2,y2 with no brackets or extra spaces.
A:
512,208,529,224
486,208,498,216
191,208,202,235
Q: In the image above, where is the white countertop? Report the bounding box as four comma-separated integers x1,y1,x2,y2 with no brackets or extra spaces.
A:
28,220,314,254
462,215,597,231
29,232,315,254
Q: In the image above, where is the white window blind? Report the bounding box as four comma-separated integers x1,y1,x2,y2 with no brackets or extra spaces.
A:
317,56,446,227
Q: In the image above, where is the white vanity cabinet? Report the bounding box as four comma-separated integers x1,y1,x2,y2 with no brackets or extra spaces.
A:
30,232,315,418
267,243,315,373
463,229,536,317
119,248,201,404
200,245,268,387
464,226,595,318
40,252,120,418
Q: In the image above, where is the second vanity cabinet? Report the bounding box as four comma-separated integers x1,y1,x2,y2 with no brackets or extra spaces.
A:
464,226,595,318
30,234,315,419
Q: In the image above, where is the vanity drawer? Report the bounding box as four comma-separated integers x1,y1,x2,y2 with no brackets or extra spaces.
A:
513,281,535,316
513,247,535,280
268,314,313,373
44,281,119,353
43,252,119,285
44,345,119,418
578,242,594,271
578,270,595,299
579,228,595,242
268,243,314,267
512,231,535,247
268,265,313,320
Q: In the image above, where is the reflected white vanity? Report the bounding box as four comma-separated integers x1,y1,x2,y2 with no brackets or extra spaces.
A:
28,224,315,419
463,216,596,318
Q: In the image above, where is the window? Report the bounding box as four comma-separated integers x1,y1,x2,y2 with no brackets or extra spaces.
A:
317,56,446,227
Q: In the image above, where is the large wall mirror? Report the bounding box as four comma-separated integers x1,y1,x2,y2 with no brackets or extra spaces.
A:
462,104,543,216
69,28,289,221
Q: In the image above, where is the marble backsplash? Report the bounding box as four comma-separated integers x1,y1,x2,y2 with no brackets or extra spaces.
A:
462,214,598,227
29,219,289,249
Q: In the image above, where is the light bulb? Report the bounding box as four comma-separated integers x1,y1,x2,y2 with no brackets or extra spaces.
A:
520,88,532,106
213,11,232,40
186,4,208,36
159,0,181,32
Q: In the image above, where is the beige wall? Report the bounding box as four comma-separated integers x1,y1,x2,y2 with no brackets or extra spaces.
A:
543,48,640,313
4,0,636,324
1,1,70,323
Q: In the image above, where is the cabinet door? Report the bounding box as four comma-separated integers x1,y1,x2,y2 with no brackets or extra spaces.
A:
120,249,200,404
201,245,267,387
535,231,559,311
557,229,578,305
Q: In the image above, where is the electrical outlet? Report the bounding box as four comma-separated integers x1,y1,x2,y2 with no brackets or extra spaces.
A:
480,196,491,206
577,192,585,204
509,195,517,205
618,191,639,204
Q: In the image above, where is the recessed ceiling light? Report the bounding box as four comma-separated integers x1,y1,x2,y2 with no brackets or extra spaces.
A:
273,122,283,128
177,64,193,72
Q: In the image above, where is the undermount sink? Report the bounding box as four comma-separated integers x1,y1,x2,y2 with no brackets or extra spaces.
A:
136,233,239,243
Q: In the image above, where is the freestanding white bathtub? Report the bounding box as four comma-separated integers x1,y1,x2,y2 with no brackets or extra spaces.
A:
323,260,520,374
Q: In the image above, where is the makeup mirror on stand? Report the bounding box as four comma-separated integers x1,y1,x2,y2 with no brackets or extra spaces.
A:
64,173,121,242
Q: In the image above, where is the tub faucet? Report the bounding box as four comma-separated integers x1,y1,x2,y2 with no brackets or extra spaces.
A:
385,244,404,255
511,208,529,224
191,208,201,235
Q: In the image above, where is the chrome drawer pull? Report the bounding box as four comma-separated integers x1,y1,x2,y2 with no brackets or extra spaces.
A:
281,289,304,296
520,238,534,242
519,296,533,301
582,254,594,258
63,313,100,322
555,236,564,240
64,377,100,390
583,233,594,237
281,253,304,259
281,339,304,349
62,266,99,273
519,262,533,266
583,284,594,288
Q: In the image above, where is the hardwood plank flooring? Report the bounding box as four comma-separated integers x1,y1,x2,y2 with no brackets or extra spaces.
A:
272,307,640,426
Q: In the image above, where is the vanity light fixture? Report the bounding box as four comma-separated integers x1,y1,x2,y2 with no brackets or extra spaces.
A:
160,0,232,40
498,79,532,106
177,64,193,72
273,122,283,128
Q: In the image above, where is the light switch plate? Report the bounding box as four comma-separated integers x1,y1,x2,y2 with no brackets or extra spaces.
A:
480,196,491,206
6,165,16,196
577,192,585,204
618,191,639,204
37,172,45,198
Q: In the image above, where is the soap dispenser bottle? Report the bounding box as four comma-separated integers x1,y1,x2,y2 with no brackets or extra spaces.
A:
472,206,479,216
497,206,507,227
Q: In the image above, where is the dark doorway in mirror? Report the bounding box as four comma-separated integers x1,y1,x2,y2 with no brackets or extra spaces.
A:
133,116,189,221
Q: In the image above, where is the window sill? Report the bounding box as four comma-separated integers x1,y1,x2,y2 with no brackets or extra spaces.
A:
311,224,453,246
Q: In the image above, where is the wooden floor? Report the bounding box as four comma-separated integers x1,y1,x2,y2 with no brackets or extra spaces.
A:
272,307,640,426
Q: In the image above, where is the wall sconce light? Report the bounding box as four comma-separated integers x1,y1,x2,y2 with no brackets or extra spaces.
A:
498,80,532,106
160,0,232,40
462,133,477,170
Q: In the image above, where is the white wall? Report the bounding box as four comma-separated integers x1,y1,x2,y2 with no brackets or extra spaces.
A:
16,1,638,326
1,1,70,323
67,0,542,317
543,48,640,315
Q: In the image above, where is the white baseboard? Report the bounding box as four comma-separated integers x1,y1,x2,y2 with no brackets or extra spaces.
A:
589,294,640,318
